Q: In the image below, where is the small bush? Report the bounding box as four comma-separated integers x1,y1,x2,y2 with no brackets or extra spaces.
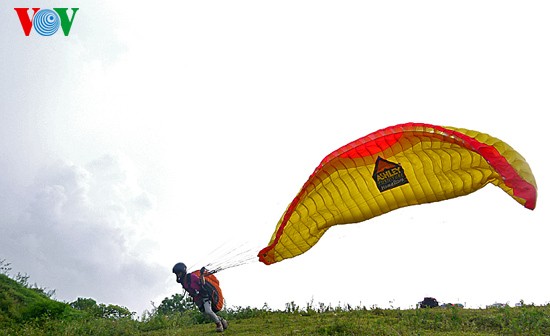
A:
21,300,68,321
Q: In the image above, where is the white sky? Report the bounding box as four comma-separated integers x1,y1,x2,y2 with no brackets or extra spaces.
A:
1,1,548,315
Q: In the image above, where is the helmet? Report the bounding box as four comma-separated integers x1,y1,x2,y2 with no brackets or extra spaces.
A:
172,262,187,275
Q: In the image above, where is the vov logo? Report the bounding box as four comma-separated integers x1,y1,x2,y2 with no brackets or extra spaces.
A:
14,8,79,36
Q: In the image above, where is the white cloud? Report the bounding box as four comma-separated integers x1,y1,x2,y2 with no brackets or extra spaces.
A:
1,156,163,313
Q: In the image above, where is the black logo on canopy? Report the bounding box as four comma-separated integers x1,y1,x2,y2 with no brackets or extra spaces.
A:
372,157,409,192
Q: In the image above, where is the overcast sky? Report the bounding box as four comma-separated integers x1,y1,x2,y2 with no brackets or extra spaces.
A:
1,1,549,315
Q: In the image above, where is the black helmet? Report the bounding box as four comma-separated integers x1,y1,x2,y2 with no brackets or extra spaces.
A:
172,262,187,275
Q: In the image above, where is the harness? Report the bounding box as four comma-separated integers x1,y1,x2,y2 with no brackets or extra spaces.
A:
184,271,224,312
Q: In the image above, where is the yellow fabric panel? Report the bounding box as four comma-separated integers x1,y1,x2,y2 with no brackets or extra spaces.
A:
271,138,498,263
258,123,537,265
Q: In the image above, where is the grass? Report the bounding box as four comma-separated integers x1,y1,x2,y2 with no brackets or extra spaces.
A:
3,300,550,335
214,306,549,336
1,269,549,335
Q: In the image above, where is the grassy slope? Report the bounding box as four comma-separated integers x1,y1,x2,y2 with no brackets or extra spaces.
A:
2,273,549,335
143,307,550,336
0,274,76,325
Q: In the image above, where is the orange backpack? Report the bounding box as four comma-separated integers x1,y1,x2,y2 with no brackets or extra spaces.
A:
190,270,224,312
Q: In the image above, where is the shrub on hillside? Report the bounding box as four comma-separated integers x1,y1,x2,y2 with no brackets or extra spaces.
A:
70,297,134,319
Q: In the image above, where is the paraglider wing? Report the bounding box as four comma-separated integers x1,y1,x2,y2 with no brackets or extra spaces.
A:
258,122,537,265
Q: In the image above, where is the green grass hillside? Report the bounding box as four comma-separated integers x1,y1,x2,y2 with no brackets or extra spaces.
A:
1,272,550,335
139,305,550,336
0,273,78,327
